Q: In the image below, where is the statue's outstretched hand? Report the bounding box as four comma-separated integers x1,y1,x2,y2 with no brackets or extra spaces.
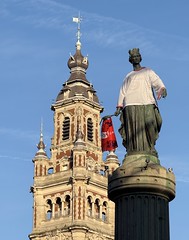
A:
161,88,167,98
114,107,122,116
157,88,167,100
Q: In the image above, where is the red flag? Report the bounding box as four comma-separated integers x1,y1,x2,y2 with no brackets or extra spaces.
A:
101,117,118,152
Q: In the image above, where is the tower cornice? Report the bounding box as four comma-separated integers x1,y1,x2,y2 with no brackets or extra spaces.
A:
51,97,103,112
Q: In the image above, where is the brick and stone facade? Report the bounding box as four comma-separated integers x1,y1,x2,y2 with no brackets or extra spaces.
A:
29,38,119,240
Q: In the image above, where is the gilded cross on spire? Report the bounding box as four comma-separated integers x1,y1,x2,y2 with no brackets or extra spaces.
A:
73,12,82,47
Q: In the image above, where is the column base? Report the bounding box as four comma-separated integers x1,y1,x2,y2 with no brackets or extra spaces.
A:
108,154,176,240
109,154,175,201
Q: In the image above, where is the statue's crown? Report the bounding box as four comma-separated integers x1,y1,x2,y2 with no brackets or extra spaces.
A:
128,48,140,56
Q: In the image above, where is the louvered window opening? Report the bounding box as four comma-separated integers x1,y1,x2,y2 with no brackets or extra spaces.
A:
87,118,93,141
62,117,70,140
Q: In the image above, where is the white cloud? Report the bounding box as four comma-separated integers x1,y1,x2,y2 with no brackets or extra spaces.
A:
1,0,189,60
1,0,74,29
0,127,38,140
0,126,51,148
0,154,31,162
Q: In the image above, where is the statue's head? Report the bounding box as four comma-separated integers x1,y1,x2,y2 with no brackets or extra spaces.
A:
128,48,142,64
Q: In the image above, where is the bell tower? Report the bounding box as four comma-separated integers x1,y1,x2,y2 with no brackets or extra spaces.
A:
29,17,119,240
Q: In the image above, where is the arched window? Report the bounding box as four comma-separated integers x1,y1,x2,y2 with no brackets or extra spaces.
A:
62,117,70,140
102,201,108,222
102,212,106,221
100,169,104,175
87,196,92,217
64,195,70,216
87,118,93,142
47,167,54,175
46,199,53,220
55,197,62,218
94,198,100,219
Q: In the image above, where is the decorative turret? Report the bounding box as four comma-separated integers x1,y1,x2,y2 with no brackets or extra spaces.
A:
34,122,48,159
67,44,89,71
67,15,88,71
105,151,120,175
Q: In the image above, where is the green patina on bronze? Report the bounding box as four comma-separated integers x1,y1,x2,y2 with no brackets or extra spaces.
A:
115,48,167,158
119,105,162,157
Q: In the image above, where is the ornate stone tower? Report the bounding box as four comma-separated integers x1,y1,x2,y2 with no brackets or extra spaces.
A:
29,18,119,240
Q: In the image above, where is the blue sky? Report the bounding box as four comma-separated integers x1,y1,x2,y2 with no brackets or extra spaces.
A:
0,0,189,239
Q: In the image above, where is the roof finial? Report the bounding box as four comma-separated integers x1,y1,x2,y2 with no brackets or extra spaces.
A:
73,12,82,49
40,117,43,141
34,118,48,159
37,118,45,151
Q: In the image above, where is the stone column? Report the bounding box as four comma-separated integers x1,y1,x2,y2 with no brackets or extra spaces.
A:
91,201,94,217
108,154,176,240
99,203,102,220
52,202,55,218
61,200,64,217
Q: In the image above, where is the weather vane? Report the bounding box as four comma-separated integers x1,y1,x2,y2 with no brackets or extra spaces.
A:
73,12,82,44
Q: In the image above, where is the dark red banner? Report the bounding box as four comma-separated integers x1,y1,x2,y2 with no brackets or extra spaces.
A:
101,117,118,152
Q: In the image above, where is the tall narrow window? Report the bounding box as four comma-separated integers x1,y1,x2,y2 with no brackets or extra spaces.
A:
87,196,92,217
55,197,62,218
102,212,106,221
64,195,70,216
62,117,70,140
94,198,100,219
46,199,53,220
102,201,108,221
87,118,93,142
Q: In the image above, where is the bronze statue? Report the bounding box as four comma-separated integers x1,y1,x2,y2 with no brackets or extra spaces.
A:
115,48,167,157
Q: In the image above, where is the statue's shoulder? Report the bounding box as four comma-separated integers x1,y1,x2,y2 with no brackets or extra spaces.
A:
144,67,154,72
126,70,135,78
142,67,157,76
142,67,150,71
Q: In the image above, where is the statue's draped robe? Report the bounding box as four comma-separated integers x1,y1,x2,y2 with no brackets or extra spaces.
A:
117,68,165,156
